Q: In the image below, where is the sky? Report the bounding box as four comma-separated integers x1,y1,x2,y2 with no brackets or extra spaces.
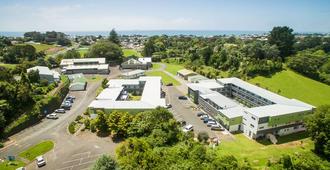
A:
0,0,329,32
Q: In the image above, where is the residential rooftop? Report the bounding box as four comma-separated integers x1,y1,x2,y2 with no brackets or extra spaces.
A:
60,58,106,66
27,66,53,75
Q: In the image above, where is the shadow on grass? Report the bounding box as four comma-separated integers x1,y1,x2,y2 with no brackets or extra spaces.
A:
257,131,310,146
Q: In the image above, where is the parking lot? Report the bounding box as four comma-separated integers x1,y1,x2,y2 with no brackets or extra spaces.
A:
165,86,233,141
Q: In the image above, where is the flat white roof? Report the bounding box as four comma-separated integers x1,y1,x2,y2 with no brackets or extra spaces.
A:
201,92,238,109
220,106,245,119
217,77,315,109
27,66,53,76
121,69,145,76
60,58,105,66
246,104,313,117
187,79,223,95
89,76,165,110
64,64,108,70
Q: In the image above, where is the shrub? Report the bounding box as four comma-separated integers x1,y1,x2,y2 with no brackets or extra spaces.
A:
0,142,4,148
197,131,209,143
84,118,90,129
68,122,76,134
75,115,83,122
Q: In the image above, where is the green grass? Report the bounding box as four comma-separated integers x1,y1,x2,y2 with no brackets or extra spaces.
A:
86,75,103,82
0,160,25,170
163,63,184,75
146,71,181,86
123,49,142,57
31,44,56,52
152,63,162,70
77,48,89,57
217,133,315,169
19,140,54,161
249,69,330,107
0,63,16,69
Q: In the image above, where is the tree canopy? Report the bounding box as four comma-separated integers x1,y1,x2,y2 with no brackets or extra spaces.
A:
87,40,123,63
109,29,120,45
268,26,295,59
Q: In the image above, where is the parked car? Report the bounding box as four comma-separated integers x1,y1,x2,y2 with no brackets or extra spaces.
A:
211,124,225,131
55,109,65,113
165,104,172,108
196,112,204,117
36,155,46,167
178,96,188,100
46,113,58,119
200,114,208,120
166,83,173,86
204,117,215,123
67,95,76,100
206,120,218,127
183,124,193,132
16,167,25,170
65,98,74,103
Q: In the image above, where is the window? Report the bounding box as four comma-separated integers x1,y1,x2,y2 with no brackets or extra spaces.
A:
251,116,256,120
250,124,255,128
259,126,264,129
294,126,299,129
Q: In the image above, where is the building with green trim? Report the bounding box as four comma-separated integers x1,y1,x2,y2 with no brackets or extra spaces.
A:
187,78,315,139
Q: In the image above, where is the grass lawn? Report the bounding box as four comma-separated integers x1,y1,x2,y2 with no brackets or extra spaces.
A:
163,63,184,75
0,160,25,170
217,133,315,169
123,49,142,57
249,69,330,107
152,63,162,70
0,63,16,69
86,75,104,82
19,140,54,161
77,47,89,57
146,71,181,86
31,44,56,52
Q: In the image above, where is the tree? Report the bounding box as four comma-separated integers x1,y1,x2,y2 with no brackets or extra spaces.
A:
27,69,40,83
107,111,132,138
102,78,108,88
88,40,123,63
64,49,80,59
268,26,295,59
109,29,120,45
197,131,209,143
305,105,330,160
93,155,117,170
95,110,109,133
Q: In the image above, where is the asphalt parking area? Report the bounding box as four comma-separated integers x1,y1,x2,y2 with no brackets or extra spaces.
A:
56,151,102,170
165,86,234,141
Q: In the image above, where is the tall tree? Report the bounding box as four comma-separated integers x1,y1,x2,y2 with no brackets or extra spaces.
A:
305,105,330,160
88,40,123,63
109,29,120,45
268,26,295,59
92,155,117,170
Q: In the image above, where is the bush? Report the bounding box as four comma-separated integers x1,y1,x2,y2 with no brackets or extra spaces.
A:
0,142,4,148
68,122,76,134
84,118,90,129
75,115,83,122
197,131,209,143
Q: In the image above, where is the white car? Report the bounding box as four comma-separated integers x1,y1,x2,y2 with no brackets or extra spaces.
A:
211,124,225,131
183,124,194,132
200,114,208,120
36,155,46,167
55,109,65,113
46,113,58,119
206,120,218,127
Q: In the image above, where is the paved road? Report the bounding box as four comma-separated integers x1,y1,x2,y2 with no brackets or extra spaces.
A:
0,66,122,170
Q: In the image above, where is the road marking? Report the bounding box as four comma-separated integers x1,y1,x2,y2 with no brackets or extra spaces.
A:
71,151,90,158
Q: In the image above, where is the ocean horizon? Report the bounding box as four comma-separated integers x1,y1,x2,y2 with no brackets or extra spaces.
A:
0,30,327,37
0,30,269,37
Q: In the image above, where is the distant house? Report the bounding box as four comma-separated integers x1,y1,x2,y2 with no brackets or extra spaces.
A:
138,57,152,68
60,58,109,74
121,69,145,79
68,73,87,91
27,66,60,83
121,58,150,70
177,69,197,80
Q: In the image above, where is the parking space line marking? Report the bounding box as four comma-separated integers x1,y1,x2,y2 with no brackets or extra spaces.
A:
71,151,90,157
63,158,82,164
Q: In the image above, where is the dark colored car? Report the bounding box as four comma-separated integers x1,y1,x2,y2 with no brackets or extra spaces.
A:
178,96,188,100
196,112,204,117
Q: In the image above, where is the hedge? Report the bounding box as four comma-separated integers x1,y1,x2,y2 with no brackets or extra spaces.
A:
2,76,70,137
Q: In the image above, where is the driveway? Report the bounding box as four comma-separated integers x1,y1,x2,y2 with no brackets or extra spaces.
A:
0,66,122,170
